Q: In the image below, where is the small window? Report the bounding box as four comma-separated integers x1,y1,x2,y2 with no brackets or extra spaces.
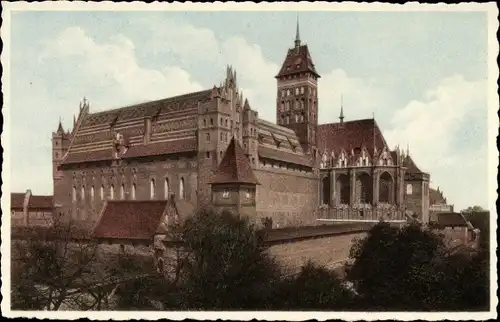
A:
81,186,85,201
150,178,156,199
220,151,223,158
295,88,299,95
245,191,251,199
222,190,230,198
91,186,95,202
100,185,104,199
210,118,214,125
180,177,185,200
206,133,210,142
406,184,413,195
225,119,228,127
72,186,76,202
300,87,304,94
206,151,210,159
287,89,291,96
131,183,136,200
110,185,115,200
281,90,285,98
203,119,207,127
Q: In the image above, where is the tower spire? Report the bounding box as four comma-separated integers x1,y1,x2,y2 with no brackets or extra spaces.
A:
295,14,301,49
339,94,344,124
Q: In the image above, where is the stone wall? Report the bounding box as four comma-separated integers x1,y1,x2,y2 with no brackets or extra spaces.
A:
57,155,198,229
255,167,318,228
267,232,367,274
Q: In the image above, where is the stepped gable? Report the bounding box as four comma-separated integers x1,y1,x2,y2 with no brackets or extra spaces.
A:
317,119,387,157
61,89,211,165
430,187,447,205
210,137,260,185
276,45,320,78
93,200,173,241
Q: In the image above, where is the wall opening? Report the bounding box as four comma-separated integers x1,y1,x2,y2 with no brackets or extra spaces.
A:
358,173,373,204
379,172,393,204
322,176,330,205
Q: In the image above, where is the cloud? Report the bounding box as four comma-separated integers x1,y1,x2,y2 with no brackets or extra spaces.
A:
41,26,204,110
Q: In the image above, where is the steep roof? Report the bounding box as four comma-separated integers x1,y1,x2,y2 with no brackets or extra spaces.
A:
403,155,424,174
60,89,211,165
210,137,260,185
93,200,173,241
430,188,447,205
316,119,388,156
276,45,320,78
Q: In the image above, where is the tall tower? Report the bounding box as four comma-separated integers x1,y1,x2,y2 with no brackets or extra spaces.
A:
52,118,71,182
275,17,321,154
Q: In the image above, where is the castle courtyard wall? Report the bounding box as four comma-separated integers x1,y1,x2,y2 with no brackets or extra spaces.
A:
255,167,318,228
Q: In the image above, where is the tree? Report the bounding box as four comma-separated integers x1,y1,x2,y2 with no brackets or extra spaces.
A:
345,221,489,311
164,208,282,310
461,205,486,213
271,261,354,310
11,219,99,310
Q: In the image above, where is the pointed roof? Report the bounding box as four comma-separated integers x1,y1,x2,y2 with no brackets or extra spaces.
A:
295,15,301,48
276,45,320,78
210,137,260,185
403,154,423,174
57,118,64,134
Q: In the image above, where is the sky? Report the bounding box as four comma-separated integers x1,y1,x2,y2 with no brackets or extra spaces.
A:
7,9,492,211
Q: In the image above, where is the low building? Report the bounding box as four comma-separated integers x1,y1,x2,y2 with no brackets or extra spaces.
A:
11,190,53,227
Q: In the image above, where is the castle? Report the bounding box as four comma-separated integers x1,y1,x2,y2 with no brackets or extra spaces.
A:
52,22,431,230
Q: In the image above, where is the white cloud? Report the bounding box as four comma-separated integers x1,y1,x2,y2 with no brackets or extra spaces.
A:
41,26,204,110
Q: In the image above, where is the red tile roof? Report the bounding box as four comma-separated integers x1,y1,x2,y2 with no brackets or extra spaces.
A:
11,193,25,210
28,195,53,210
210,137,260,185
403,155,424,174
62,149,113,165
258,146,312,167
123,138,197,159
92,200,171,241
316,119,387,157
276,45,320,78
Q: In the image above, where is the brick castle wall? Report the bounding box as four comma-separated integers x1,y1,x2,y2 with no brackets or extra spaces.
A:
255,167,318,228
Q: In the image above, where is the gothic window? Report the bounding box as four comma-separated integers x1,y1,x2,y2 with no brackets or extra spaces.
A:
301,87,304,94
322,177,330,205
203,119,206,127
285,101,290,111
406,184,413,195
110,185,115,200
150,178,155,199
132,183,136,200
379,172,393,204
210,118,214,125
81,186,85,201
164,178,170,199
220,118,223,125
281,90,285,98
206,133,210,142
222,190,230,198
180,177,185,200
72,186,76,202
358,173,372,204
295,88,299,95
287,89,291,96
295,114,299,123
120,184,125,200
280,102,284,112
91,186,95,202
100,185,104,200
206,151,210,159
220,132,224,141
245,190,251,199
339,175,350,204
285,116,289,124
225,119,228,127
295,101,300,109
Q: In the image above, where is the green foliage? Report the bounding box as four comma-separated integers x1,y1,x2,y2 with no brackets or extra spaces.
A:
271,261,354,310
346,221,489,311
169,208,282,310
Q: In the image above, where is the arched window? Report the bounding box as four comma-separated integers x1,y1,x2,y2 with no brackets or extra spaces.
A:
203,119,207,127
100,185,104,200
295,88,299,95
358,173,372,204
150,178,156,199
406,184,413,195
338,175,350,205
110,185,115,200
210,118,213,125
180,177,185,200
91,186,95,202
81,186,85,201
379,172,393,204
72,186,76,202
286,89,290,96
295,114,299,123
120,184,125,200
164,178,170,199
322,177,330,205
131,183,136,200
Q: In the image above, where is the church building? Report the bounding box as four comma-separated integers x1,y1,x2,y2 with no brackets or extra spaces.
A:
52,21,431,230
